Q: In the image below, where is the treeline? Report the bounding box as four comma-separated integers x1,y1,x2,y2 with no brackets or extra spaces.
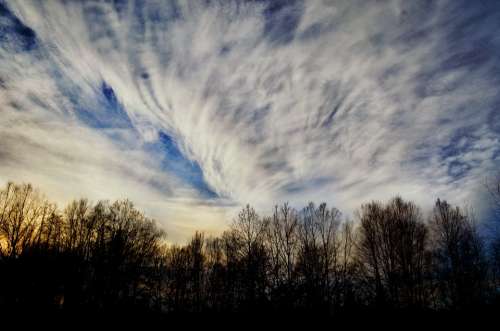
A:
1,181,500,314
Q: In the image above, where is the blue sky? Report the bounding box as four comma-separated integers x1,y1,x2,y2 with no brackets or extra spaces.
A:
1,0,499,242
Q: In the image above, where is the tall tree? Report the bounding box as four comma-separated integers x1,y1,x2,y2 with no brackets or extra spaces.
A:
429,199,487,308
266,203,299,307
356,197,429,308
230,205,268,309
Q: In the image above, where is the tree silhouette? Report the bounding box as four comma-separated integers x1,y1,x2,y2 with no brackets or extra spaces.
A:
356,197,429,308
1,181,500,316
429,199,487,309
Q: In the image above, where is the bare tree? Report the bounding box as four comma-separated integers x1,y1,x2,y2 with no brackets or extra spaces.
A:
429,199,487,308
0,182,52,258
356,197,429,308
63,199,92,256
231,204,266,259
203,236,225,311
3,180,500,314
297,203,323,308
337,220,358,308
266,203,299,306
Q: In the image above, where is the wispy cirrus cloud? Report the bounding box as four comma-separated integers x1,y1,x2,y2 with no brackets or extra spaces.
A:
1,0,499,242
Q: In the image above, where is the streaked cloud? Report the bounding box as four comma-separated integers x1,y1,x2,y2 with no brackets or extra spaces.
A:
1,0,499,242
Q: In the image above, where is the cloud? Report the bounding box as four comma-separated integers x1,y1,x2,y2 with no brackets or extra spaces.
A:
1,0,499,241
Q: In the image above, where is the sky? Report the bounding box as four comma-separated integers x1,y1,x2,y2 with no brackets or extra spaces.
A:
1,0,499,243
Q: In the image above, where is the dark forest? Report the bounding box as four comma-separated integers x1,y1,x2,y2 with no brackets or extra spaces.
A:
1,180,500,318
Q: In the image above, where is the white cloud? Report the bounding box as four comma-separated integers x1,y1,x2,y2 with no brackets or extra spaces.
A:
1,0,499,241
